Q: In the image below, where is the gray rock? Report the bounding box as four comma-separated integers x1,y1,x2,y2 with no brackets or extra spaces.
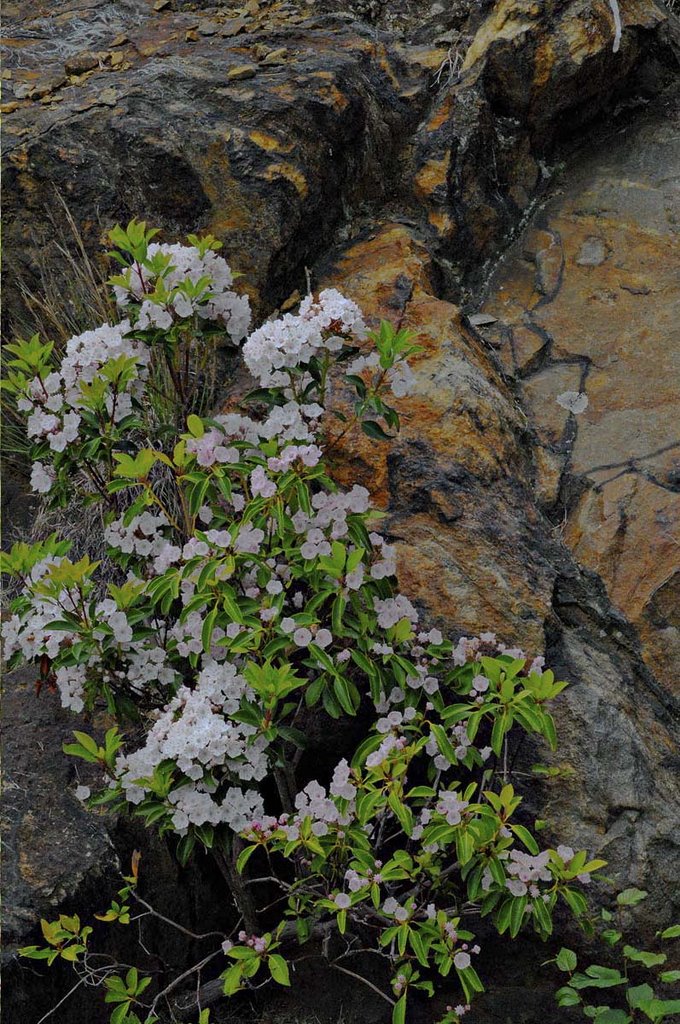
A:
576,236,607,266
1,669,119,951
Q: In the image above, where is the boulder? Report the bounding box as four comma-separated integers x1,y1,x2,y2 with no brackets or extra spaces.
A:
478,84,680,693
2,0,679,1020
320,220,680,945
410,0,676,290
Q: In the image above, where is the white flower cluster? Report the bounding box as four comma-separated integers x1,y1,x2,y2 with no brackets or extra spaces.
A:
347,351,416,399
21,322,149,477
185,408,324,477
275,766,358,841
30,462,56,494
104,511,169,557
290,485,372,567
365,732,409,769
373,594,419,630
376,707,417,734
115,659,268,832
3,607,64,664
114,243,251,343
242,288,367,388
435,789,469,827
2,557,75,663
505,850,552,898
55,665,88,713
449,631,527,667
425,722,475,770
125,644,177,692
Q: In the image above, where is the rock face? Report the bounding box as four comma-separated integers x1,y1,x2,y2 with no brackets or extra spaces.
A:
320,214,680,939
409,0,674,288
1,669,119,947
1,668,119,1023
3,0,676,324
2,1,680,1022
478,87,680,692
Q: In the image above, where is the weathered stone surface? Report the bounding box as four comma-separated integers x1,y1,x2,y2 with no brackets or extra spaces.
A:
1,669,118,948
409,0,675,290
320,223,556,651
480,85,680,690
317,218,679,932
3,1,680,1021
2,0,461,328
1,668,238,1024
4,0,675,327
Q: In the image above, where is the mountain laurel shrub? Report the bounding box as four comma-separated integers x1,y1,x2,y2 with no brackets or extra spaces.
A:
4,222,611,1024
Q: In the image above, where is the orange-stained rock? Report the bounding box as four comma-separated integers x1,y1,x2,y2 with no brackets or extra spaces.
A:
481,92,680,688
564,475,679,627
321,223,555,651
409,0,670,278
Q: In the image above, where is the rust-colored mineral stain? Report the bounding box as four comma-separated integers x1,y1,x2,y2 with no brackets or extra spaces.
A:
533,37,556,88
262,162,308,197
413,156,449,199
426,94,454,132
248,130,293,153
427,210,454,236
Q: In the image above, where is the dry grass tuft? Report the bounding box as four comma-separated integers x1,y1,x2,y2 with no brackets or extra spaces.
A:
7,192,115,346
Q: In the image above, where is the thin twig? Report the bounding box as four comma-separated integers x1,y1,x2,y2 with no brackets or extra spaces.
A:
132,893,226,941
330,963,395,1007
35,976,86,1024
149,948,223,1016
245,875,293,890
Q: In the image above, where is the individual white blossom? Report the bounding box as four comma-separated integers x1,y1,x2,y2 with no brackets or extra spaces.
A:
30,462,55,494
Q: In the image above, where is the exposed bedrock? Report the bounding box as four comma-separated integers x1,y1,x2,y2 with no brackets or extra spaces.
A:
2,0,679,1021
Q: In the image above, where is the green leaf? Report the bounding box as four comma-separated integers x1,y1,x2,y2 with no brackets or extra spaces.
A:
627,984,655,1010
570,966,626,990
176,833,196,867
392,995,406,1024
617,888,648,907
646,1000,680,1020
222,963,244,996
496,899,514,935
623,945,667,968
409,929,429,967
660,925,680,939
228,947,259,960
531,892,553,936
509,895,528,937
456,829,475,867
332,594,345,635
430,723,457,764
187,414,204,438
542,712,557,750
510,823,539,855
556,986,581,1007
72,731,99,755
236,845,258,874
333,675,357,716
491,711,509,756
202,605,219,653
556,948,578,973
361,420,394,441
110,1001,132,1024
562,887,588,917
268,954,290,987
